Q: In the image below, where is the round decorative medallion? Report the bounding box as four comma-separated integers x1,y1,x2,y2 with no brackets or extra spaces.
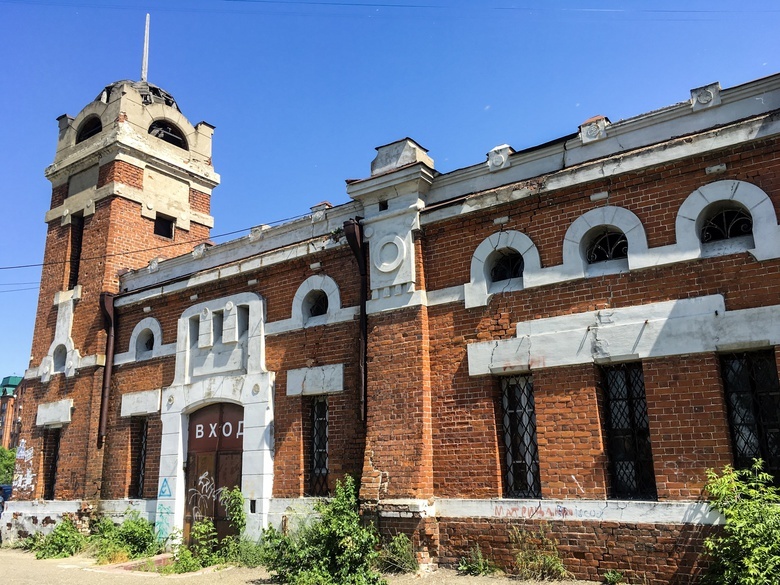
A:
225,301,234,311
586,123,601,138
696,89,714,105
490,153,505,168
201,307,210,319
373,235,406,273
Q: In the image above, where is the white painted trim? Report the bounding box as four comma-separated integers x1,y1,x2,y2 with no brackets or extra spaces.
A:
676,179,780,261
114,317,177,366
432,498,721,526
562,206,648,276
468,294,780,375
290,275,342,328
464,231,540,308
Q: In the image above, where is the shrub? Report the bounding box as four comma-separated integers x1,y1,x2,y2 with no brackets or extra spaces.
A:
90,513,161,564
33,517,87,559
259,475,385,585
377,532,418,574
510,524,571,580
703,460,780,585
457,544,498,576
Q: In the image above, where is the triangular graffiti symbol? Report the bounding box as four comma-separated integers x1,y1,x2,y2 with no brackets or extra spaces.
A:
159,478,172,498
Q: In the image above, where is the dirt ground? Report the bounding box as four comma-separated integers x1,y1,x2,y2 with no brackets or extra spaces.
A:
0,548,600,585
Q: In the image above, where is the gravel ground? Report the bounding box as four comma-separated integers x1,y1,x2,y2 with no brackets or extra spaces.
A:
0,548,599,585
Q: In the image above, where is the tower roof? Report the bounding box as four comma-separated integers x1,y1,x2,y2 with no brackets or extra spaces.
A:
97,80,180,112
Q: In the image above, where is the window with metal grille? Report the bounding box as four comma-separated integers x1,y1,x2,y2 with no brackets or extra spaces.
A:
43,427,61,500
489,248,524,283
701,206,753,243
130,417,149,499
500,375,541,498
586,228,628,264
720,351,780,483
600,363,657,500
310,396,329,496
305,290,329,319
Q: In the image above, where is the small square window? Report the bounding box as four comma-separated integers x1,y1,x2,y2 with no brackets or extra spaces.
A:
154,215,174,239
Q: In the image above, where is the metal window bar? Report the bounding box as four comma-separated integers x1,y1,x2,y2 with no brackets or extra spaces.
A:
720,351,780,484
701,208,753,243
500,375,541,498
43,427,61,500
490,250,524,283
586,229,628,264
601,363,657,500
310,396,329,496
134,417,149,499
309,291,329,318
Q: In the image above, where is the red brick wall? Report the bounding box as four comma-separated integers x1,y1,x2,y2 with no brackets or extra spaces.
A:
437,517,715,585
361,305,434,501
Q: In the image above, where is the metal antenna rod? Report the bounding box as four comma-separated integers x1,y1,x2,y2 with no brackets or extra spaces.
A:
141,13,150,82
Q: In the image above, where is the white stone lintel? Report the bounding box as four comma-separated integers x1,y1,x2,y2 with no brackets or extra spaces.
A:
286,364,344,396
36,399,73,427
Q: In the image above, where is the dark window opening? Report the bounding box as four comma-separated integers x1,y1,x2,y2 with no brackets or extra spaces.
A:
600,363,657,500
136,329,154,358
43,427,61,500
586,228,628,264
378,200,389,211
721,351,780,484
490,249,524,283
213,311,224,344
130,417,149,499
701,206,753,243
310,396,329,497
67,215,84,290
154,215,175,239
237,305,249,338
500,375,541,498
306,290,329,318
76,116,102,143
148,121,188,150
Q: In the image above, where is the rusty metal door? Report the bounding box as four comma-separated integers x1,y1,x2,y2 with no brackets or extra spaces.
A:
184,403,243,542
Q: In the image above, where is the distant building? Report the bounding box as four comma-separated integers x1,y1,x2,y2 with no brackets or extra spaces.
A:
4,73,780,583
0,376,21,449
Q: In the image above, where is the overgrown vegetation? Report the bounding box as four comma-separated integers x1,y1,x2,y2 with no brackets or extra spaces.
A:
90,513,161,564
603,568,626,584
457,544,499,576
377,532,418,574
164,485,259,573
259,475,386,585
510,524,571,580
702,460,780,585
23,517,86,559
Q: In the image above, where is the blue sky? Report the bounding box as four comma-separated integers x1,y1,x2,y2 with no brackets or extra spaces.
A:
0,0,777,377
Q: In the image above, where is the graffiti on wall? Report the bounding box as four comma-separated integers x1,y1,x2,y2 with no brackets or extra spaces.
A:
187,471,224,522
12,440,35,497
155,502,173,540
493,502,605,520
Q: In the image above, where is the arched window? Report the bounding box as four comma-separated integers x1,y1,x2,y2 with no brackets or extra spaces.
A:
585,228,628,264
489,249,524,283
304,290,329,319
53,345,67,373
148,121,188,150
135,328,155,359
700,204,753,244
76,116,102,143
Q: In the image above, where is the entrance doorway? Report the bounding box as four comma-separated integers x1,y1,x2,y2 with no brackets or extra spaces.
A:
184,403,243,542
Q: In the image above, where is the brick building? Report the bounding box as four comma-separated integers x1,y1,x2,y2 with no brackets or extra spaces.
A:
4,73,780,583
